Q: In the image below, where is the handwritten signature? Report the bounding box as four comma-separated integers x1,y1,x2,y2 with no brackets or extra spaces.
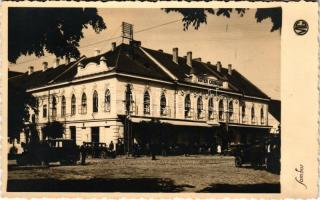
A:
295,164,307,189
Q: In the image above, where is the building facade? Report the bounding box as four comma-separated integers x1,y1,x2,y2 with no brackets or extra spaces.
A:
10,41,273,154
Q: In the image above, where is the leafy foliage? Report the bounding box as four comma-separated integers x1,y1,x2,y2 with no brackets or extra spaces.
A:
41,121,65,139
8,82,37,141
163,8,281,32
9,8,106,63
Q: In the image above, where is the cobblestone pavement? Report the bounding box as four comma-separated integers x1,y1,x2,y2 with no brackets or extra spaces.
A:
7,155,280,192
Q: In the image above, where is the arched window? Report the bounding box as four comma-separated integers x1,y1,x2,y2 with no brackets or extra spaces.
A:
93,90,98,113
160,93,167,116
71,94,76,116
260,107,264,124
43,104,47,118
81,93,87,114
218,100,224,120
251,106,255,124
105,89,111,112
143,91,150,115
241,103,246,123
197,96,203,119
51,96,57,117
61,96,66,117
228,101,233,121
208,98,214,119
185,94,191,118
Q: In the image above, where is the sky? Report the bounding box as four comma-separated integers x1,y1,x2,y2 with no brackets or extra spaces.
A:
9,8,281,100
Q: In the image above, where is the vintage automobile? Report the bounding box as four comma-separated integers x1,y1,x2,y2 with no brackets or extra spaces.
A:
16,139,80,165
233,142,267,168
83,142,116,158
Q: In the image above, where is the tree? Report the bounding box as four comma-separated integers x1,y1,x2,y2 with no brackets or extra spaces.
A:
41,121,65,139
8,82,37,144
163,8,281,32
9,8,106,63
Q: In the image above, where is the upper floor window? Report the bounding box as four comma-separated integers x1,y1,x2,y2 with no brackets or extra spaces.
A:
251,106,255,123
125,84,133,113
93,90,98,113
208,98,214,119
81,93,87,114
61,96,66,117
197,96,203,119
71,94,76,116
143,91,150,115
105,89,111,112
185,94,191,118
260,107,264,124
160,93,167,116
218,100,224,120
43,104,47,118
35,98,39,115
241,103,246,122
51,96,57,117
228,101,233,121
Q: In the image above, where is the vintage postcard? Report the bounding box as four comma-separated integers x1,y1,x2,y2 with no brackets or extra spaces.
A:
1,1,318,199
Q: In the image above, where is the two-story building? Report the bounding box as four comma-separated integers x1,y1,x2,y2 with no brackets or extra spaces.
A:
9,40,272,154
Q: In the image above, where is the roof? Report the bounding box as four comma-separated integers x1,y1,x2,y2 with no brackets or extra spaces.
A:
8,70,24,78
269,99,281,121
9,42,270,99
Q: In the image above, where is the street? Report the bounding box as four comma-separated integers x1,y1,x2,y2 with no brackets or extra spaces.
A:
7,155,280,193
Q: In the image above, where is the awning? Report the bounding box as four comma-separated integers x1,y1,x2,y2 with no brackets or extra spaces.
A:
226,123,272,129
129,117,219,127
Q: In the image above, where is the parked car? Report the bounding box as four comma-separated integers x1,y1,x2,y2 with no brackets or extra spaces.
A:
16,139,80,165
83,142,116,158
233,142,266,168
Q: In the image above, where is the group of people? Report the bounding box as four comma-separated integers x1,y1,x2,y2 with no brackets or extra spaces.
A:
130,142,224,157
79,140,225,164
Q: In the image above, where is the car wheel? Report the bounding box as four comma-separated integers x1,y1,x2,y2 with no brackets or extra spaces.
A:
235,157,242,167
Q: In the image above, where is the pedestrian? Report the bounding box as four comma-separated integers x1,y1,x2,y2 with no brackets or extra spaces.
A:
109,141,114,151
150,143,156,160
217,144,222,156
80,144,87,165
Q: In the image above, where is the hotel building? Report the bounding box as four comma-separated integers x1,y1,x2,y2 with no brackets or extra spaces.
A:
9,40,274,153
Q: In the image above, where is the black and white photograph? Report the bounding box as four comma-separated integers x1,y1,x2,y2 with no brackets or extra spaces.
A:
6,6,282,193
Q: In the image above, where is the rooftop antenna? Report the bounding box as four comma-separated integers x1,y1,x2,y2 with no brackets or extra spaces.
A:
122,22,134,44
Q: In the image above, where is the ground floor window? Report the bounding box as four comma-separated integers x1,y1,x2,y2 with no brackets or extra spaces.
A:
70,126,76,141
91,127,100,143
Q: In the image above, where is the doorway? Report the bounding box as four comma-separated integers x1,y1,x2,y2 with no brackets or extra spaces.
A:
91,127,100,143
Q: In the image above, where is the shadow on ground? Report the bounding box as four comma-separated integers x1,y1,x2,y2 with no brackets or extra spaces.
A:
198,183,280,193
7,178,194,192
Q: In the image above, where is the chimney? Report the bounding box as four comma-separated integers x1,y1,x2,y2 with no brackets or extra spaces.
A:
94,48,101,56
172,48,178,64
228,64,232,75
53,58,60,68
65,57,70,65
42,62,48,71
28,66,34,75
216,61,222,72
187,51,192,67
111,42,116,51
207,61,211,65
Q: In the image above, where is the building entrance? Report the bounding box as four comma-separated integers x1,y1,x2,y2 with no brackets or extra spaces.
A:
91,127,100,143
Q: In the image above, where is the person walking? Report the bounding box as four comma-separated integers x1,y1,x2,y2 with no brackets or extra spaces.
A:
80,144,87,165
109,141,114,151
